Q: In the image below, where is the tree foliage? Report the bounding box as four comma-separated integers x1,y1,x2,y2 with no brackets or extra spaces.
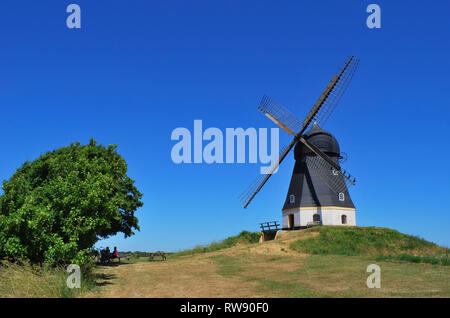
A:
0,139,143,265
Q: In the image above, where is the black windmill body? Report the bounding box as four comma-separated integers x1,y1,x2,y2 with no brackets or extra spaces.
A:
284,122,355,210
282,123,356,228
240,56,359,229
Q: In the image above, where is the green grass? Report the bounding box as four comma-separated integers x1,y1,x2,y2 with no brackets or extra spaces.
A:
210,255,243,277
209,254,315,297
0,260,97,297
258,279,316,297
291,254,450,297
208,252,450,297
290,226,449,267
175,230,260,256
376,253,450,266
291,226,445,255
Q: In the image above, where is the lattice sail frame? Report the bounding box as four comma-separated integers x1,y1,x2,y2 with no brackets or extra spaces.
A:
258,95,302,136
305,154,353,195
313,56,359,128
239,142,291,206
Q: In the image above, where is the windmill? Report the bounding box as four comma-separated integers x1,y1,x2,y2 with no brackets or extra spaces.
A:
239,56,359,229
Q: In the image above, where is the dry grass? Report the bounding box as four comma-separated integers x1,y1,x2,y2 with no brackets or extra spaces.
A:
84,257,263,298
0,260,94,298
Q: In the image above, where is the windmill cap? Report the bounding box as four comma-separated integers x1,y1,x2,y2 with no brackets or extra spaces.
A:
294,122,340,158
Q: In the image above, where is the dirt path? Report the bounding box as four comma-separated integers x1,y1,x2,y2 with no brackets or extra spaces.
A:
85,255,265,298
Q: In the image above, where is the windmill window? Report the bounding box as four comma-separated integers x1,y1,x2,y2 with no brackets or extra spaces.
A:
313,214,321,222
341,215,347,224
332,168,339,176
289,194,295,204
338,193,345,201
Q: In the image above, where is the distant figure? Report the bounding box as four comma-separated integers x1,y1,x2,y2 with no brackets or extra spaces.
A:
111,247,119,259
100,247,111,263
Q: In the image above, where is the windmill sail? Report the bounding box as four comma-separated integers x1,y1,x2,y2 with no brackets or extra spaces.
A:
298,136,356,189
258,95,302,136
305,154,354,195
312,56,359,128
298,56,358,136
240,56,358,209
239,139,296,208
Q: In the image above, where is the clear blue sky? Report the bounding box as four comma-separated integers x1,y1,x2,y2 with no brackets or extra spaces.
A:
1,1,449,251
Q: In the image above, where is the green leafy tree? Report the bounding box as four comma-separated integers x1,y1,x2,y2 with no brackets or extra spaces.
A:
0,139,143,265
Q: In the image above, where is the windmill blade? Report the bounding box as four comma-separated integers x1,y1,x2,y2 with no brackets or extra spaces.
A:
299,136,356,194
239,173,269,208
258,56,359,138
239,138,297,208
258,94,302,136
313,56,359,128
297,56,359,136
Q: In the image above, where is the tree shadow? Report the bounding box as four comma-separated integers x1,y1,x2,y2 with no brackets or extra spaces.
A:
93,262,133,287
96,261,132,267
93,272,116,287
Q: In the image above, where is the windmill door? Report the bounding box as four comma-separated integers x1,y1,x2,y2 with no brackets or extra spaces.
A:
288,214,294,229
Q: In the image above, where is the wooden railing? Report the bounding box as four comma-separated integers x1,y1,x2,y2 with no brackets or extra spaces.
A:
260,221,280,232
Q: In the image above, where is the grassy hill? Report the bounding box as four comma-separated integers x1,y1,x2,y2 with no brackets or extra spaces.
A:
2,226,449,297
289,226,449,266
176,226,449,266
175,230,261,256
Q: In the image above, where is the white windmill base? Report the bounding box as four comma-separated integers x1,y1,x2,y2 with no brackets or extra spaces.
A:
282,207,356,229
